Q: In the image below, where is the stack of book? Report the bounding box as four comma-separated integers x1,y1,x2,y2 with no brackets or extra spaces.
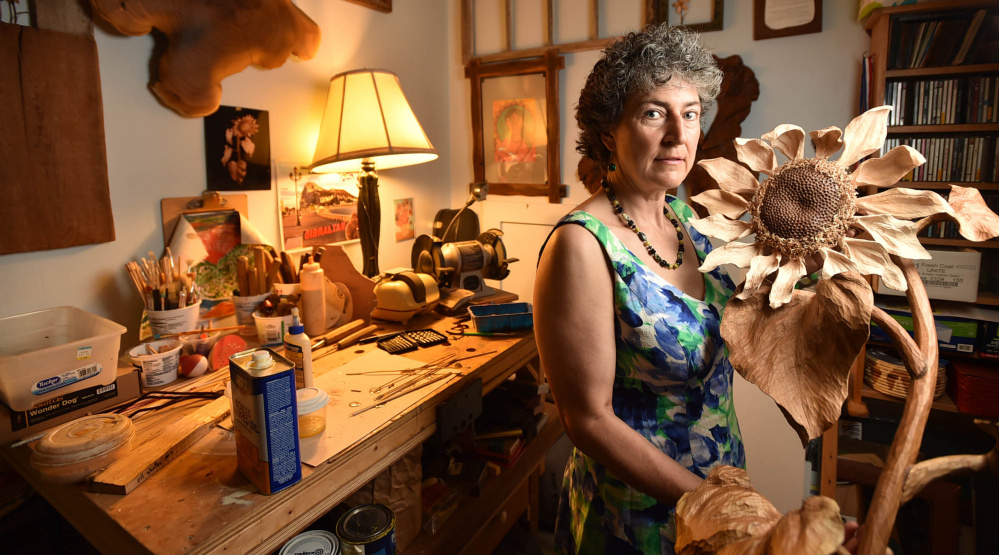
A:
887,9,992,70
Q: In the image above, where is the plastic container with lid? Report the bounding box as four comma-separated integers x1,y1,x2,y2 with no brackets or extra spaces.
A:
297,387,329,439
30,414,135,483
0,306,126,411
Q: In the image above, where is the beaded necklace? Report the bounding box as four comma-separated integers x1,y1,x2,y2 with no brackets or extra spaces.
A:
601,178,684,270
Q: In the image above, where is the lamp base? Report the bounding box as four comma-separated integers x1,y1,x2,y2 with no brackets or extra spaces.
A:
357,160,380,277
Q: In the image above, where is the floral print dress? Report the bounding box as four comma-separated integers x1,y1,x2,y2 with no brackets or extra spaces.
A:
547,196,745,555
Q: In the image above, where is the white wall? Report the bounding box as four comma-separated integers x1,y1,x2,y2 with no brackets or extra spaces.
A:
447,0,870,513
0,1,451,351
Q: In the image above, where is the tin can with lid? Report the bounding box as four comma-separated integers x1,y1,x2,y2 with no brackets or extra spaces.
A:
229,347,301,494
279,530,340,555
336,504,396,555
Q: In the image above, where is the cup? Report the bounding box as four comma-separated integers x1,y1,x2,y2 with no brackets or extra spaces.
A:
147,301,201,338
129,340,183,387
273,283,301,298
178,331,220,356
253,312,295,346
296,387,329,439
232,292,271,326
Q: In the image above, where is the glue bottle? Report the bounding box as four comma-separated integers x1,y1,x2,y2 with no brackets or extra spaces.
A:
299,261,326,337
283,308,313,389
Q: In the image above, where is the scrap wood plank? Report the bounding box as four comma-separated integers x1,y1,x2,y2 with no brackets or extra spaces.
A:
89,396,230,495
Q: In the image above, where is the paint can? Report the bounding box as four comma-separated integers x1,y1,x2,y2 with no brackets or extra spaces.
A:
279,530,340,555
229,347,301,495
335,504,396,555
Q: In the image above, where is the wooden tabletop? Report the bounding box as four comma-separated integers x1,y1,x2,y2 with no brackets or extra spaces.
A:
1,313,539,555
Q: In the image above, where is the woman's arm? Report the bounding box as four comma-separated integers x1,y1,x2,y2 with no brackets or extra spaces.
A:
534,224,703,506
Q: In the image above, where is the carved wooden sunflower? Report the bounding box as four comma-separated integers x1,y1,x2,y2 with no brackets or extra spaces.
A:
688,106,999,445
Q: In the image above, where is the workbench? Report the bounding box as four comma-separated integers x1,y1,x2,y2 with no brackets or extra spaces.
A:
0,313,561,554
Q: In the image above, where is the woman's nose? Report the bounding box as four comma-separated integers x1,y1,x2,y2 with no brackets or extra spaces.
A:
661,115,686,144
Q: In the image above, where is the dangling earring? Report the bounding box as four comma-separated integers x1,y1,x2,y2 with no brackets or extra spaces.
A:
608,162,617,172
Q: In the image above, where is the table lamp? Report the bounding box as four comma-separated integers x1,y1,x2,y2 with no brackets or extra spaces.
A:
309,69,438,277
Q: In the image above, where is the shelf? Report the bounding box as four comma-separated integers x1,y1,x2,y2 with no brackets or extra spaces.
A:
874,181,999,190
866,0,999,31
918,237,999,249
977,290,999,306
886,63,999,79
887,124,999,134
861,384,960,413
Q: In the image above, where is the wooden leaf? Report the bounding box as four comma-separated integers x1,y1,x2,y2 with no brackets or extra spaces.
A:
691,189,751,219
818,247,859,280
853,214,931,259
737,252,781,300
762,124,805,161
676,466,845,555
768,258,806,309
838,106,892,167
855,187,954,219
809,126,843,160
721,273,873,446
851,145,925,188
947,185,999,242
698,157,760,194
90,0,322,117
735,138,777,176
687,214,752,242
840,238,906,291
698,240,760,273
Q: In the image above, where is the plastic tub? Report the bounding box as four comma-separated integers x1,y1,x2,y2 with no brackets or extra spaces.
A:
253,312,295,346
128,340,183,387
468,302,534,333
0,306,126,412
30,414,135,483
297,387,329,439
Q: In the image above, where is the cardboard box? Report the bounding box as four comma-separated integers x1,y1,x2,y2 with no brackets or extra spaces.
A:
869,301,999,354
0,365,140,443
875,248,981,303
979,320,999,359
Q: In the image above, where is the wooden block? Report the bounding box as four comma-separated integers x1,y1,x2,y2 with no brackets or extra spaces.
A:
89,397,231,495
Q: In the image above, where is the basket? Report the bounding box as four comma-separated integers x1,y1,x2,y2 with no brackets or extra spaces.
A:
468,302,533,333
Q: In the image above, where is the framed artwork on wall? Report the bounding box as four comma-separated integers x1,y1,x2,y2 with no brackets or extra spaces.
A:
465,50,567,203
657,0,724,33
204,105,272,191
753,0,823,40
274,160,360,252
344,0,391,13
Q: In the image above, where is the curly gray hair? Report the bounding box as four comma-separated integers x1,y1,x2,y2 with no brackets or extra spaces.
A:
575,24,722,168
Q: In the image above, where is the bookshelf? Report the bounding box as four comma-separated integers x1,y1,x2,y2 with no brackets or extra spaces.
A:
851,0,999,414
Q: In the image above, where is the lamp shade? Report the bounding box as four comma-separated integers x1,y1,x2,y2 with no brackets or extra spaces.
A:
309,69,438,173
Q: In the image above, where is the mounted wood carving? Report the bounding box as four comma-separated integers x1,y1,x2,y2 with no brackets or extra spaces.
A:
577,54,759,200
89,0,322,117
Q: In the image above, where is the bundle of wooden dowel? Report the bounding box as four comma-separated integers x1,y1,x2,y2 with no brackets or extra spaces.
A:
235,246,301,296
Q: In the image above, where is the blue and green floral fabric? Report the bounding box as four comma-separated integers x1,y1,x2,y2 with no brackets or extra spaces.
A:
548,196,745,555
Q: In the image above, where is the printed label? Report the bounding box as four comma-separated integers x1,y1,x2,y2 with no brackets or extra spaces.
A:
76,346,93,360
31,363,102,396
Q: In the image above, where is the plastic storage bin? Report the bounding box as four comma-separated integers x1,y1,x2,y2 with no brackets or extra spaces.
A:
468,302,534,333
0,306,126,411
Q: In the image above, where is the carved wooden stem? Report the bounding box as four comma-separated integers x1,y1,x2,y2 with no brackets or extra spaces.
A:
859,257,938,555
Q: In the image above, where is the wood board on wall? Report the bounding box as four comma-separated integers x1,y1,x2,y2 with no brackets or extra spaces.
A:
0,20,115,255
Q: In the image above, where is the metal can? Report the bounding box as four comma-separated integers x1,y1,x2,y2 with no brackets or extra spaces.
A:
229,347,301,495
279,530,340,555
336,504,396,555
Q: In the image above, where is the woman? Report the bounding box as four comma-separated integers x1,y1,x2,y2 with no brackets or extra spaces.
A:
534,24,742,554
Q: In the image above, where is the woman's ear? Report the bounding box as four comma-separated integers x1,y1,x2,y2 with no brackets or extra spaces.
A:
600,131,616,153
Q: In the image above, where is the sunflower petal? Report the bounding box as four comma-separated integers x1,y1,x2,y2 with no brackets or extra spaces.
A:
722,273,873,446
819,248,859,280
855,187,955,219
947,185,999,242
762,124,806,161
839,106,892,167
698,157,760,194
691,189,751,219
810,126,843,159
737,252,781,300
840,238,907,290
853,214,931,259
687,214,753,242
768,258,806,309
851,145,925,188
699,241,760,272
735,138,777,176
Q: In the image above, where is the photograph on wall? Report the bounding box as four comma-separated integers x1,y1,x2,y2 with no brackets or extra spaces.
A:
275,160,360,251
395,198,414,241
204,106,272,191
481,73,548,184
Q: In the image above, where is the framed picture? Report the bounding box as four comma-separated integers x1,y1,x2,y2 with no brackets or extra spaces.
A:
204,106,271,191
465,51,567,203
753,0,822,40
274,159,360,252
394,198,415,242
657,0,724,33
343,0,391,13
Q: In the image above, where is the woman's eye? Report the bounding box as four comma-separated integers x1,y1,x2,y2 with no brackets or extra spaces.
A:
684,111,699,120
644,109,662,119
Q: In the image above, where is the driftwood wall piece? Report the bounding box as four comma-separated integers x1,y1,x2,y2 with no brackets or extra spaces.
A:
0,15,115,255
89,0,322,117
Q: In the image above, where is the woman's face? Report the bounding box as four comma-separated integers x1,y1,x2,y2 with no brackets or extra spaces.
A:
602,81,702,191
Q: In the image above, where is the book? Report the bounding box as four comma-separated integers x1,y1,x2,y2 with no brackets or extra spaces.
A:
952,9,987,64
